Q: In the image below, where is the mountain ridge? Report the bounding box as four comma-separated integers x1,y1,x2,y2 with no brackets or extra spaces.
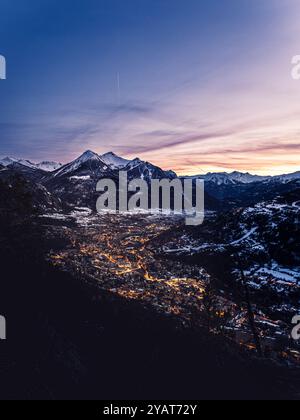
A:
0,156,62,172
1,150,300,195
184,170,300,185
1,151,299,182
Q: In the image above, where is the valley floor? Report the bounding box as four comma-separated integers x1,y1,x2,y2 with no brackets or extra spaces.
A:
41,209,300,366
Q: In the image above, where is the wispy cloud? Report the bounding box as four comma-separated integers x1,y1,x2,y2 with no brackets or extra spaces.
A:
1,1,300,176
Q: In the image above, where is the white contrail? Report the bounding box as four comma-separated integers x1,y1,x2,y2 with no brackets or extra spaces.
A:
117,72,120,105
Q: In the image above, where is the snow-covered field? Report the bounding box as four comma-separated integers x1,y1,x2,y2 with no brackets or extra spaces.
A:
245,262,300,294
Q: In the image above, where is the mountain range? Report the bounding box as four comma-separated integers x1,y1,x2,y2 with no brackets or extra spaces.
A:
186,170,300,185
0,156,62,172
0,150,299,211
1,150,299,184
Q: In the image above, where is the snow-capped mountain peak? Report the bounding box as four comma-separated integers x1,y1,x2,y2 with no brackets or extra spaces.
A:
78,150,100,162
18,159,39,169
123,158,176,181
187,170,300,185
52,150,107,178
189,171,271,185
227,171,270,184
35,161,62,172
100,152,130,169
125,157,144,170
273,171,300,183
0,157,62,172
0,157,19,167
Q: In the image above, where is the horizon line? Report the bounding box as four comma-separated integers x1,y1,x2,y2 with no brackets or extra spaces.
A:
1,149,299,178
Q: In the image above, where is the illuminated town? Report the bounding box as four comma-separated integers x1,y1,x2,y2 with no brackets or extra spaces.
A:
48,212,208,323
40,209,300,364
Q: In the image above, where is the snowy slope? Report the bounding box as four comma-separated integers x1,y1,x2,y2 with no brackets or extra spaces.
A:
189,171,270,185
100,152,130,169
273,171,300,183
0,157,62,172
52,150,108,178
185,170,300,186
35,161,62,172
124,158,176,181
0,157,19,166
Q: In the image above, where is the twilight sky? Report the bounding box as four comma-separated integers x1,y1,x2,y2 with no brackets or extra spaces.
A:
0,0,300,175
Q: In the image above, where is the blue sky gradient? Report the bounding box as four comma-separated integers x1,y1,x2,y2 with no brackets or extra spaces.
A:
0,0,300,175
